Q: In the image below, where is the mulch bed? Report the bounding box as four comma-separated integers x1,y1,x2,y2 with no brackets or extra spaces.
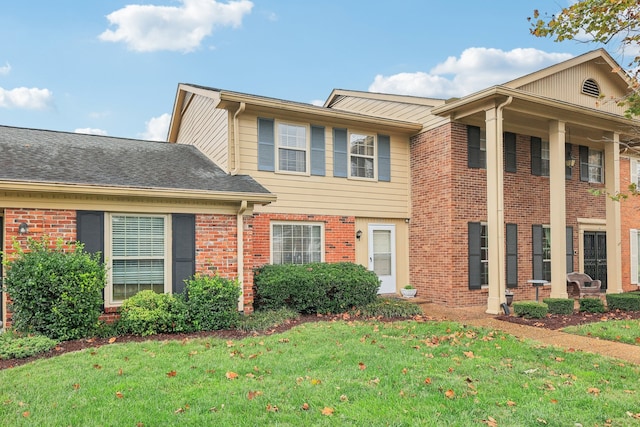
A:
3,310,640,370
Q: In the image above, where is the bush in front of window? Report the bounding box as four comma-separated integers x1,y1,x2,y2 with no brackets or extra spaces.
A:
184,274,241,331
606,293,640,312
3,237,106,341
118,290,188,336
253,262,380,314
542,298,574,315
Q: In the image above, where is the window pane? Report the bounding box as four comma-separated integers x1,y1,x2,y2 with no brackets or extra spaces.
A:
112,259,164,300
277,124,307,172
278,124,306,149
351,156,374,178
480,224,489,286
541,140,550,176
112,216,164,257
278,148,306,172
272,223,322,265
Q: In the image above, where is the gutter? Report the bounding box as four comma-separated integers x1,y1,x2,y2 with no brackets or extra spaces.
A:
230,102,246,175
237,200,248,311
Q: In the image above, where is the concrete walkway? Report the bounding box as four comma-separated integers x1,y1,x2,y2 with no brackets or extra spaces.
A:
419,303,640,364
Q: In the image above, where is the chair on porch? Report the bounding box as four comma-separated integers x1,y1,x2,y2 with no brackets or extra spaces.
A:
566,272,602,298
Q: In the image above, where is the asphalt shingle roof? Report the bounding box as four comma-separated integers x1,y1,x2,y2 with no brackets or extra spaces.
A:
0,125,271,196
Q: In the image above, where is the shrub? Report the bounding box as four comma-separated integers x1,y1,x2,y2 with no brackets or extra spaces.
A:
184,274,241,331
254,262,380,314
0,331,58,360
3,237,106,341
606,293,640,312
353,297,423,318
118,291,188,336
579,297,605,313
542,298,574,315
513,301,548,319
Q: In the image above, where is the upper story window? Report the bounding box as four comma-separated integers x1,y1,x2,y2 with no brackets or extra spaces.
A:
579,146,604,183
467,126,486,169
531,136,550,177
350,133,375,179
277,123,308,173
582,78,600,97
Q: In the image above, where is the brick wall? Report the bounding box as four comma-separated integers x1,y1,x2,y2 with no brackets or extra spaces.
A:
410,124,607,307
251,213,356,269
620,157,640,292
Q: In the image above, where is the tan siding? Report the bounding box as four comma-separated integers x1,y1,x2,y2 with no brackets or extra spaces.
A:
238,114,411,218
176,95,230,170
330,96,441,128
515,62,628,116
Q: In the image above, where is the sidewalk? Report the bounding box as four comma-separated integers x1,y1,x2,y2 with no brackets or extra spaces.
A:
419,302,640,364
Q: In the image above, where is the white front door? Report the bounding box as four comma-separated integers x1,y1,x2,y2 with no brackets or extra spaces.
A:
368,224,396,294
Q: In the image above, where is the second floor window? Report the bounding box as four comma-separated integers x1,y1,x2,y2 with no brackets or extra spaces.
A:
350,133,375,178
277,123,307,173
579,146,604,183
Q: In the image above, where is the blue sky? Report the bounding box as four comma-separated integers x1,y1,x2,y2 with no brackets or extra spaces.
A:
0,0,614,140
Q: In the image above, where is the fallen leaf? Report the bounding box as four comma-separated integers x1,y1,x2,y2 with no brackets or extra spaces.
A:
482,416,498,427
266,404,279,412
550,399,558,404
118,368,123,376
93,364,102,370
463,351,475,359
226,340,234,348
536,418,547,424
587,387,600,395
506,400,516,407
174,408,184,414
340,394,348,402
321,407,334,416
444,389,455,399
310,378,322,385
247,390,263,400
402,368,408,375
226,372,239,380
424,377,432,384
115,391,124,399
22,411,30,418
108,337,117,344
167,370,177,377
358,362,366,370
72,383,81,390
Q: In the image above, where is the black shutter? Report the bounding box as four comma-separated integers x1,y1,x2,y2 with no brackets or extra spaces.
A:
504,132,517,173
77,211,104,262
468,222,482,289
378,134,391,182
579,145,589,182
467,126,483,168
333,128,348,178
506,223,518,288
531,136,542,176
565,143,573,180
566,226,574,273
257,118,275,172
532,225,543,280
172,214,195,295
310,125,326,176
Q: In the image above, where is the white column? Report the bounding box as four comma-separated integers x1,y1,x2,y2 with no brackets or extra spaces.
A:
485,107,505,314
604,132,622,294
549,121,568,298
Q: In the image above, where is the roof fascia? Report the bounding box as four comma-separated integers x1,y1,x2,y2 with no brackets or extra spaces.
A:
323,88,445,108
0,181,276,204
168,84,222,142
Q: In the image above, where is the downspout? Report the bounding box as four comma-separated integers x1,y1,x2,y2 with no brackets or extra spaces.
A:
496,96,513,306
230,102,246,176
237,200,248,311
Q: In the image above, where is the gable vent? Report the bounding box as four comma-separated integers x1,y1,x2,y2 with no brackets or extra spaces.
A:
582,78,600,97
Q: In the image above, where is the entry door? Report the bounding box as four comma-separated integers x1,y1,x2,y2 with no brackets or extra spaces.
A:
584,231,607,290
368,225,396,294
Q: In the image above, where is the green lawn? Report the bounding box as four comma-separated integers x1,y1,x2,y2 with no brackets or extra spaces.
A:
564,319,640,346
2,319,640,426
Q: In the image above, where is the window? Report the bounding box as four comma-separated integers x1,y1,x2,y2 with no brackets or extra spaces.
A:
272,222,323,264
109,214,169,303
350,133,375,178
277,123,308,173
531,136,549,177
540,140,550,176
467,126,486,169
542,226,551,282
480,223,489,286
579,146,603,183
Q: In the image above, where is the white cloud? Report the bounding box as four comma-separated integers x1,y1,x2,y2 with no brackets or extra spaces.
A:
140,113,171,141
0,62,10,75
75,128,108,136
0,87,54,110
369,48,574,98
99,0,253,52
310,99,324,106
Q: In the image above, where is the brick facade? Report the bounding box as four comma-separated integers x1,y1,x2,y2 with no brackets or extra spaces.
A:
410,123,607,307
251,213,356,268
620,157,640,292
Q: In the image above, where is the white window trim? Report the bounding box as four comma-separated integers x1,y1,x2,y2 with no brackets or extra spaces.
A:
105,213,172,307
275,121,310,176
542,225,551,283
348,131,377,181
631,229,639,285
270,221,325,264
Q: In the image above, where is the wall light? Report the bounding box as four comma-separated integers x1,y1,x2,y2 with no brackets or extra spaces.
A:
565,155,576,168
356,230,362,240
18,222,29,235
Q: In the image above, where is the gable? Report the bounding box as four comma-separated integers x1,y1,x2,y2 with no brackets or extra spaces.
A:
504,52,631,117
